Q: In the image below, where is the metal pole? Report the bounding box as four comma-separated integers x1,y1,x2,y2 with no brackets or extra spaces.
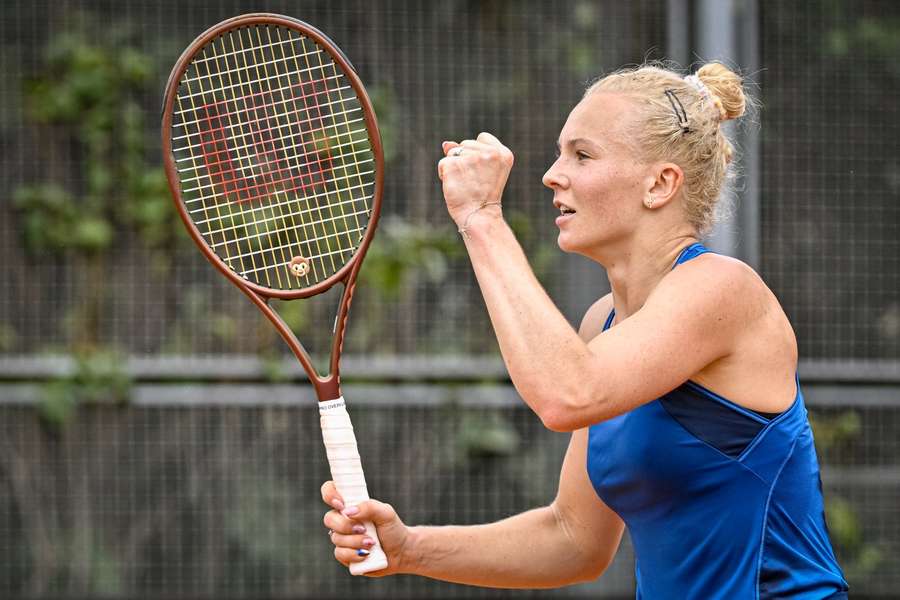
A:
696,0,739,256
737,0,761,269
667,0,691,68
695,0,760,266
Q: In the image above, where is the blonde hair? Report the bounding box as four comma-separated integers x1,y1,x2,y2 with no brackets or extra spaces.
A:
586,62,747,234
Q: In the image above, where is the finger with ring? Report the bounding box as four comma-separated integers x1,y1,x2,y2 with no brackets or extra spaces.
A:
452,147,464,157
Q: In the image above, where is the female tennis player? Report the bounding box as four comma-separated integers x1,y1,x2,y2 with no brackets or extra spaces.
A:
321,62,848,598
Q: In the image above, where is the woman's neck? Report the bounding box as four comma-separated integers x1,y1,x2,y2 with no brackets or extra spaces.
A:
603,234,698,320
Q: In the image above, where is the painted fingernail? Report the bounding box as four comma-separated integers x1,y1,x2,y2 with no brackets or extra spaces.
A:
342,506,359,517
352,525,366,534
363,538,375,547
356,548,370,557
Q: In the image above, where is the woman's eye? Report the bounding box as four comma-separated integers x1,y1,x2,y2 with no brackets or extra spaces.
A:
576,151,590,160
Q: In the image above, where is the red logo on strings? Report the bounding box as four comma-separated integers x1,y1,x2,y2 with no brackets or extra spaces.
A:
197,79,336,204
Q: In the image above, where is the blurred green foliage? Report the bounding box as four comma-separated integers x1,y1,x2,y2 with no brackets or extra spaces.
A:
456,410,519,461
0,322,19,353
40,350,132,430
15,185,112,255
811,410,885,580
826,496,884,581
30,527,124,594
360,209,559,301
825,17,900,63
162,287,239,353
361,216,461,299
368,83,399,164
809,409,861,449
13,22,181,353
15,30,176,258
225,476,303,569
505,208,561,286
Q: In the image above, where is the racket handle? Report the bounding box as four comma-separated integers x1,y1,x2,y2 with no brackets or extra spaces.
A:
319,397,389,575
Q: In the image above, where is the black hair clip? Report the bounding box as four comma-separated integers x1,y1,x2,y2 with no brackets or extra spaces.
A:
664,89,690,134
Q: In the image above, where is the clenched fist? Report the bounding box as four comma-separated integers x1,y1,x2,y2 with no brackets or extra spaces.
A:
437,132,514,230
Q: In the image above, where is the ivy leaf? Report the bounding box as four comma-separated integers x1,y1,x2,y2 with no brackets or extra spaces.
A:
72,217,113,254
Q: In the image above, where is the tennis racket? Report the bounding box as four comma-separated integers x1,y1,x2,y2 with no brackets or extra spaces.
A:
161,13,387,575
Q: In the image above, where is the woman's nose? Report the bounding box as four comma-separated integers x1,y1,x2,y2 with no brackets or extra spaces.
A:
542,159,568,189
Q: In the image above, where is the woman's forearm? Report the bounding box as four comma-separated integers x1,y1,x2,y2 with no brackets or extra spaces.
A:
461,212,598,428
437,136,600,428
399,504,598,588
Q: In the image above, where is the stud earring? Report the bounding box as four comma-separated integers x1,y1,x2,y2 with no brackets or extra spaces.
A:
645,195,654,209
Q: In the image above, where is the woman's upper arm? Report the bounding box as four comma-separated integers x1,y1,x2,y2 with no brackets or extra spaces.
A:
551,428,624,579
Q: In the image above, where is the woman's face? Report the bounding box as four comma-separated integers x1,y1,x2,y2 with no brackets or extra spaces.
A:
542,92,651,256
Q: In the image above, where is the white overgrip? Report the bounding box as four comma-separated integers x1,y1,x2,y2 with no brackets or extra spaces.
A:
319,397,389,575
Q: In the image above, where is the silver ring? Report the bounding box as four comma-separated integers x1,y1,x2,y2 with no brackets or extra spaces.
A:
327,529,334,537
452,147,464,157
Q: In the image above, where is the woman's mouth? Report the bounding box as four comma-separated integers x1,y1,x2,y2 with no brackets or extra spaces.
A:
555,203,576,226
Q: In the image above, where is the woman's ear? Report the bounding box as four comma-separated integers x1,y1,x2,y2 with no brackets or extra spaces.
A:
646,162,684,209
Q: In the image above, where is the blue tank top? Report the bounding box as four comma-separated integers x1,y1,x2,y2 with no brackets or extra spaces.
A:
587,243,848,599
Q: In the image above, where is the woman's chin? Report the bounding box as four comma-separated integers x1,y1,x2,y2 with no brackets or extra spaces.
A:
557,232,609,258
556,233,580,254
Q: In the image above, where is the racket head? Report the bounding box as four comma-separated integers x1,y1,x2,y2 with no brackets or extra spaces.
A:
162,13,383,300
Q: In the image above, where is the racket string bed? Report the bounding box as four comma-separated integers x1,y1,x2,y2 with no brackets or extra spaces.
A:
170,23,375,291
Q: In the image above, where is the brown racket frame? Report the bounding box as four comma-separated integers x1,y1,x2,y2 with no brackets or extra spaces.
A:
161,13,384,402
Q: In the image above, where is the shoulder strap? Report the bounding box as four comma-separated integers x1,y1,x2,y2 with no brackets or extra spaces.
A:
602,309,616,332
673,242,712,268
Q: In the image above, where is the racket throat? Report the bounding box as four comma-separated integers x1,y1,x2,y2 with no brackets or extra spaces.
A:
315,376,342,402
248,285,350,401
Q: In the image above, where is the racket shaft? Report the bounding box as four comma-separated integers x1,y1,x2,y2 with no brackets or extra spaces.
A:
319,398,388,574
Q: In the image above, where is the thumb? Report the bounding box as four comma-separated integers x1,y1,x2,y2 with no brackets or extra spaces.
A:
344,499,396,526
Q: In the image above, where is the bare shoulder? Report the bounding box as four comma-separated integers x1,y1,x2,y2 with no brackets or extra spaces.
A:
672,252,797,345
654,253,799,411
651,253,774,324
578,293,614,341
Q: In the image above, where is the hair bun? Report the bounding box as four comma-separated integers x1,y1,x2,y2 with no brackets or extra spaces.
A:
696,62,746,122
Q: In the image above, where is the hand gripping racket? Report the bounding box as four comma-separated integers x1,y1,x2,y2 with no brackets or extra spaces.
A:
161,13,387,575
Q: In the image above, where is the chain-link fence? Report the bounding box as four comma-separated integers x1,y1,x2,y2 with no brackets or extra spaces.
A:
1,0,898,598
760,1,899,362
2,0,669,357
